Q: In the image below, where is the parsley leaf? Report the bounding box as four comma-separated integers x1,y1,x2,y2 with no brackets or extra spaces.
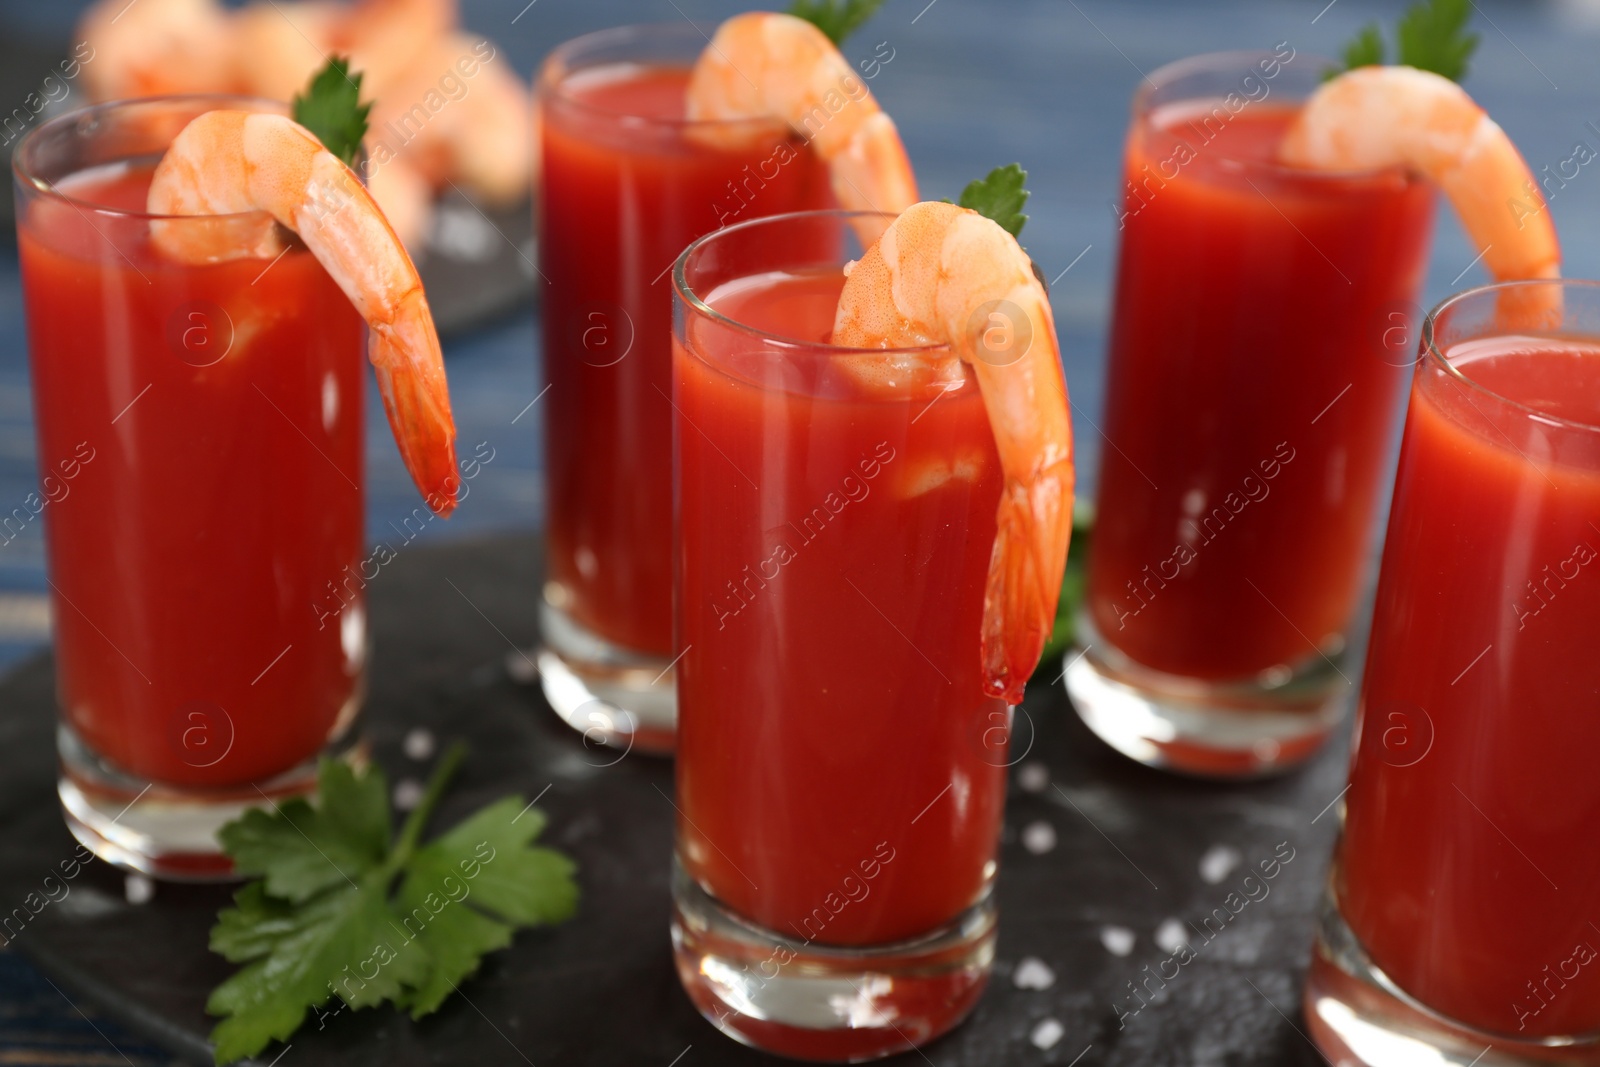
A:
291,56,371,166
1396,0,1479,82
206,744,577,1064
1331,0,1478,82
949,163,1030,239
397,798,577,1016
787,0,887,45
1340,23,1386,72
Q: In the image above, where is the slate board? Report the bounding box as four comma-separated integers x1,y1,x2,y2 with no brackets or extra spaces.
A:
0,534,1347,1066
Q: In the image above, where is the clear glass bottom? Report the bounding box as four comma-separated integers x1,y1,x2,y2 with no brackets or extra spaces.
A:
1063,613,1350,777
537,593,675,755
670,857,994,1063
57,702,365,882
1306,888,1600,1066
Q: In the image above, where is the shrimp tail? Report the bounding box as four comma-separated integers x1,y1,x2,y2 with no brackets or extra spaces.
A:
1437,117,1561,282
1440,126,1562,325
370,295,459,517
983,461,1074,703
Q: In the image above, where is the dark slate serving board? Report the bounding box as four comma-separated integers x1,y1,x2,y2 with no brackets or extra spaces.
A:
0,534,1346,1066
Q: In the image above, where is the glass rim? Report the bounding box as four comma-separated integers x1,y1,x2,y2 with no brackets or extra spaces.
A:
13,93,290,223
1422,278,1600,435
538,22,793,135
1134,49,1408,183
672,209,951,357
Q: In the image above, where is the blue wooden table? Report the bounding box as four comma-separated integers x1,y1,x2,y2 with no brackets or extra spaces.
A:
2,0,1599,1061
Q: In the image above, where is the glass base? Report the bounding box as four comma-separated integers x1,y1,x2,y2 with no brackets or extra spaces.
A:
1063,615,1350,778
537,596,675,755
58,719,366,882
670,858,994,1062
1306,891,1600,1065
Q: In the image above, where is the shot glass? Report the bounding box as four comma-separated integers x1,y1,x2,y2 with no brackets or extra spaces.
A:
536,24,833,752
1306,279,1600,1065
14,97,367,878
670,211,1005,1060
1067,50,1438,776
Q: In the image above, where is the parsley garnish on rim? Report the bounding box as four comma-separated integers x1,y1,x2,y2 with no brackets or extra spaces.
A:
1332,0,1480,82
949,163,1030,239
788,0,887,45
1339,24,1387,72
291,56,372,166
205,744,577,1064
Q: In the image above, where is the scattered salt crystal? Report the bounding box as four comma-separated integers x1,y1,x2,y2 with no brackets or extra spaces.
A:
1100,925,1135,957
1016,762,1050,793
1155,917,1188,954
1198,844,1242,885
1021,820,1057,855
124,874,154,906
403,728,436,761
393,778,425,812
1030,1018,1065,1050
1013,957,1055,990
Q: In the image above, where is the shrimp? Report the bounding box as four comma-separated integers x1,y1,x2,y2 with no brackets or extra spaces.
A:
231,2,342,105
368,33,536,207
1281,66,1560,310
232,0,450,104
833,202,1074,703
366,154,434,251
78,0,240,102
147,111,459,515
337,0,457,95
686,12,917,242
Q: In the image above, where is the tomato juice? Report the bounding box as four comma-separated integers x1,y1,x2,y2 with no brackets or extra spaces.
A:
1337,335,1600,1039
539,56,833,658
674,266,1007,946
18,161,365,788
1087,99,1435,681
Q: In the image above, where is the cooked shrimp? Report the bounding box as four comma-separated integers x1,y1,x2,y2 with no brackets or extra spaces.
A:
78,0,239,102
833,202,1074,703
340,0,458,94
232,0,448,103
147,111,459,515
686,12,917,242
366,155,434,250
369,33,535,206
1281,66,1560,291
231,2,341,104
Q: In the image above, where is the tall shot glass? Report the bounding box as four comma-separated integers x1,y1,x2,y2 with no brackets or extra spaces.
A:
536,24,833,753
1307,280,1600,1066
670,211,1008,1060
14,97,368,878
1066,50,1438,776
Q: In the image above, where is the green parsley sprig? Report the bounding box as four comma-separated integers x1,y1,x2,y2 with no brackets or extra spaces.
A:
948,163,1030,239
291,56,372,166
788,0,887,45
1339,24,1387,72
1333,0,1479,82
206,745,577,1064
